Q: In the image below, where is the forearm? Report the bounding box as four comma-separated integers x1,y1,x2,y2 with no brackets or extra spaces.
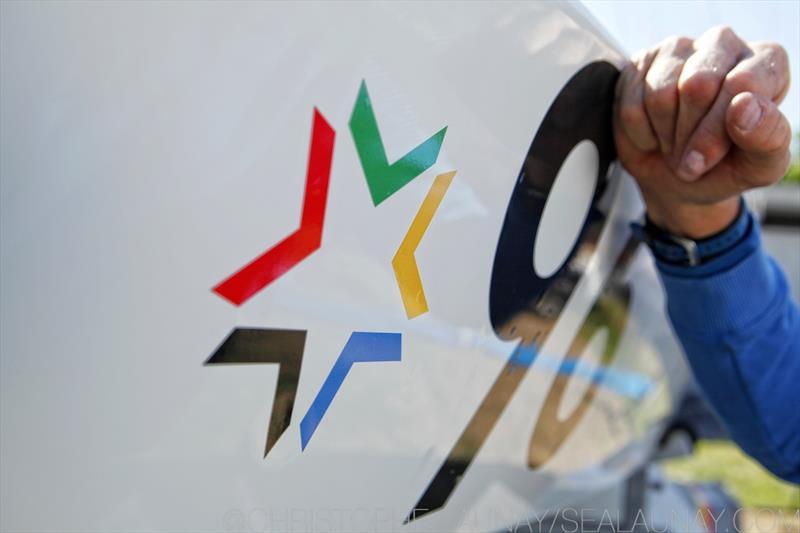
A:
655,215,800,482
613,25,797,483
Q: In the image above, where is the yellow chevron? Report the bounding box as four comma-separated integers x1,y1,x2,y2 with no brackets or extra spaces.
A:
392,171,456,319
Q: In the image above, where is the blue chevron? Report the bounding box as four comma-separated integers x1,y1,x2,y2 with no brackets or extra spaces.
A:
299,332,401,450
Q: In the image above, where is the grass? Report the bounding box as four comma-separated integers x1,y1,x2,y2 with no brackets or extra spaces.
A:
781,132,799,184
784,161,800,184
662,440,799,509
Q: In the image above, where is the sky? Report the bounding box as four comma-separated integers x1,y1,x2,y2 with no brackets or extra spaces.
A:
581,0,800,135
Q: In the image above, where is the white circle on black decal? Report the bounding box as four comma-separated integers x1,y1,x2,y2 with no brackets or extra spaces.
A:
533,139,599,278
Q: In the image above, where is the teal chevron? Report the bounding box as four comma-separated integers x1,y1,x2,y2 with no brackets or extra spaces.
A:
349,80,447,206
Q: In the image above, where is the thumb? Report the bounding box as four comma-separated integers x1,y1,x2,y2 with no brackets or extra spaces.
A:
726,91,792,186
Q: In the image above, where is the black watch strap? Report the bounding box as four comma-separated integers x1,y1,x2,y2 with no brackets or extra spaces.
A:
631,198,750,266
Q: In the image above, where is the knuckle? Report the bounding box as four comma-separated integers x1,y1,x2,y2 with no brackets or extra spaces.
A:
637,49,658,70
755,42,788,64
753,42,790,76
704,25,736,45
674,36,694,52
658,36,678,50
759,43,790,99
775,44,789,70
765,43,790,74
679,70,723,107
751,42,790,82
631,49,649,66
660,35,693,54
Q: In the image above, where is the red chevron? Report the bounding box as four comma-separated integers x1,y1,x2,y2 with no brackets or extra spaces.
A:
213,109,335,306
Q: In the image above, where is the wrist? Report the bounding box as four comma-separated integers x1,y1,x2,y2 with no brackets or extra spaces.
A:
642,195,741,239
634,197,752,268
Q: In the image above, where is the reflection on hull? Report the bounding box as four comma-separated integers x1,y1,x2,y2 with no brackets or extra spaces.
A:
406,61,629,522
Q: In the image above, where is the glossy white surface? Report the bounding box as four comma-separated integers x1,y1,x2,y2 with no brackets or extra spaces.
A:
0,2,689,531
533,139,599,278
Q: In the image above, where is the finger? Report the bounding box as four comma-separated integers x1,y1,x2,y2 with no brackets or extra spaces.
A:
617,51,659,152
678,42,790,181
726,91,792,187
674,27,746,163
614,59,633,100
644,36,694,155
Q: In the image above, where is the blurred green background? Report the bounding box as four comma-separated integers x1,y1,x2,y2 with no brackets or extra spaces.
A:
785,134,800,184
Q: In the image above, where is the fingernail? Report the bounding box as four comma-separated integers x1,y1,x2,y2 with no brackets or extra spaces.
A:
736,98,762,132
680,150,706,181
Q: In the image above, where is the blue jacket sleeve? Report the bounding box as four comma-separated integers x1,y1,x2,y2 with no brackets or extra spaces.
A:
655,212,800,483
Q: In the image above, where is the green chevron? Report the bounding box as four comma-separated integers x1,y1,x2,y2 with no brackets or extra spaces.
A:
349,80,447,206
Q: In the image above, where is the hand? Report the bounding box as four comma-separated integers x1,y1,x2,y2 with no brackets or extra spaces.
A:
613,26,792,238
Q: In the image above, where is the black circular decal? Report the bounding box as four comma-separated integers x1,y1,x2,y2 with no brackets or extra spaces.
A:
489,61,619,338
